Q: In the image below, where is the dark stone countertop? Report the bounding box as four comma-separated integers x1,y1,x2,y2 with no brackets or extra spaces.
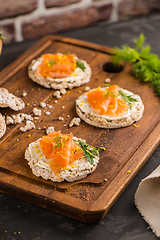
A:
0,13,160,240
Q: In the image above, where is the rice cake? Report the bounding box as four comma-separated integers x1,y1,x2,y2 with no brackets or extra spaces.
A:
25,132,99,182
76,86,144,129
28,53,91,90
0,88,25,111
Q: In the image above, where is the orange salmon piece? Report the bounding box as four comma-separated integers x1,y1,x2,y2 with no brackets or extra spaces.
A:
40,131,84,171
87,87,111,115
36,54,76,78
87,85,129,116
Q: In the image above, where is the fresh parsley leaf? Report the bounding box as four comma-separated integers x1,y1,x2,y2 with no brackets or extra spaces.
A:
76,59,86,71
48,60,57,66
111,33,160,95
74,139,99,165
133,33,145,50
119,90,138,109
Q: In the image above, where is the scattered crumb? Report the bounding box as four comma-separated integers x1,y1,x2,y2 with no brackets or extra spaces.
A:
69,117,81,127
20,120,35,132
60,89,66,95
84,86,90,92
45,111,51,115
62,106,65,109
54,100,58,103
58,117,64,121
104,78,111,83
53,90,61,99
40,102,46,108
22,91,27,97
12,114,23,124
5,115,14,125
33,108,41,116
46,126,55,135
24,114,33,121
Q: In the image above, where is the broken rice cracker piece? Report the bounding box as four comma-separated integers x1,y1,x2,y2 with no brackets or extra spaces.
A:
69,117,81,127
46,126,55,135
20,120,35,132
0,113,6,138
0,88,25,111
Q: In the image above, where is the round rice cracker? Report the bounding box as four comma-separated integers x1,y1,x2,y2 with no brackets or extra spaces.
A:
0,113,6,138
25,137,99,182
28,55,92,90
76,87,144,129
0,88,25,111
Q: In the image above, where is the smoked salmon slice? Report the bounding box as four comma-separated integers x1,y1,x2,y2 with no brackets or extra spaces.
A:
87,85,129,116
36,54,77,78
40,131,84,171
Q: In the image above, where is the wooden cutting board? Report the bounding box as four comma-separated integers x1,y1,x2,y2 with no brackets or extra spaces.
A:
0,35,160,223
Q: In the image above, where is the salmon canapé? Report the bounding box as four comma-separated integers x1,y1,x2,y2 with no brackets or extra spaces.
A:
28,53,91,90
87,85,129,116
76,84,144,128
40,131,84,171
36,54,77,78
25,131,100,182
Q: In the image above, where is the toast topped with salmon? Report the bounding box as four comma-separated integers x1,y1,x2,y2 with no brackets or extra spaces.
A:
76,85,144,129
28,53,91,90
25,131,100,182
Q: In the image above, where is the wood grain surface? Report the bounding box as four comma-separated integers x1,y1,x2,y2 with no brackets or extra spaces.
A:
0,35,160,223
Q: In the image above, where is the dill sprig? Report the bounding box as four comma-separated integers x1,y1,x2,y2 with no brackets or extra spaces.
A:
104,89,117,98
118,90,138,109
111,33,160,95
76,59,86,71
48,60,57,66
74,139,99,165
52,135,67,151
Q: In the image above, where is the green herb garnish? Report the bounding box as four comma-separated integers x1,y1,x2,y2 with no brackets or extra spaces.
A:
48,60,57,66
104,89,117,98
62,51,70,55
118,90,138,109
52,135,67,151
111,33,160,95
74,139,99,165
76,59,86,71
0,31,6,40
